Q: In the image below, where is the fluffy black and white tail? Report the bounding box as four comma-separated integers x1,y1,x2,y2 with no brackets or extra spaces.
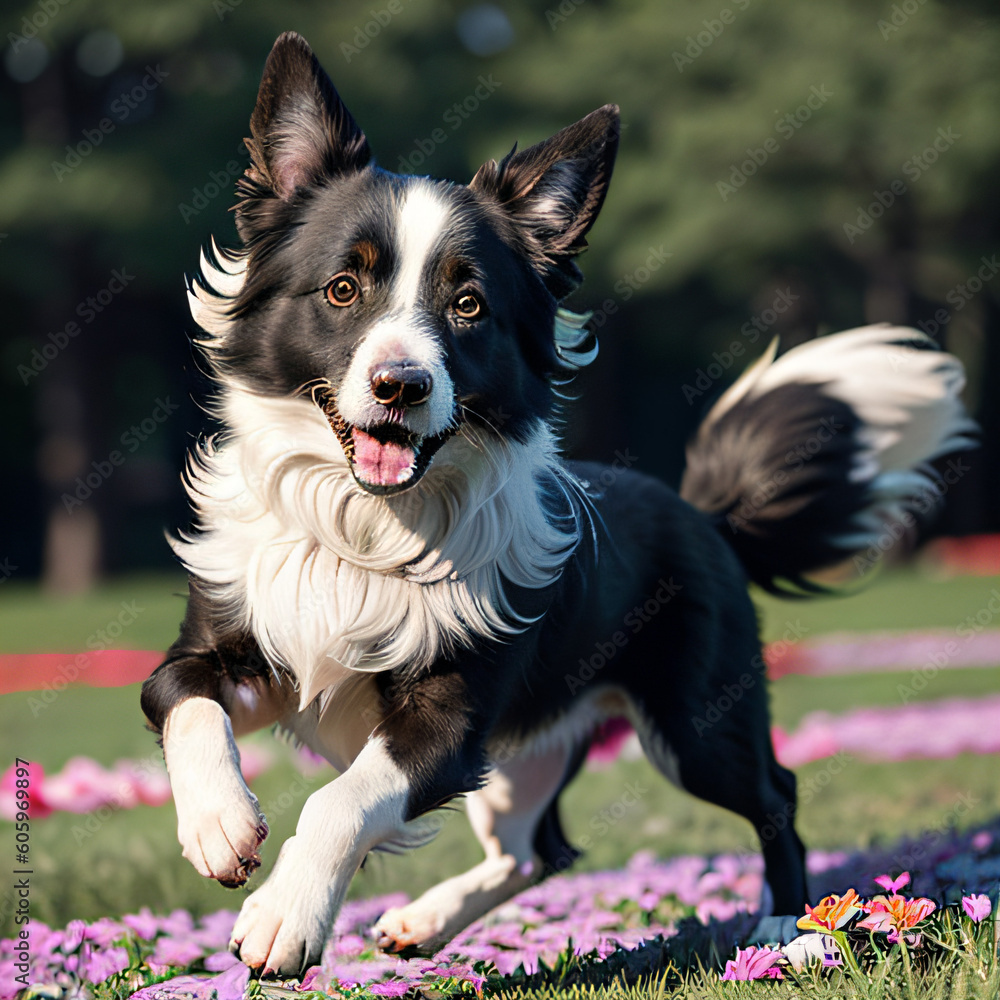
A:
680,324,977,594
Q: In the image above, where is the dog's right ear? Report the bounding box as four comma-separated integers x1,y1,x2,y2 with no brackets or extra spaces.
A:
235,32,371,242
470,105,619,299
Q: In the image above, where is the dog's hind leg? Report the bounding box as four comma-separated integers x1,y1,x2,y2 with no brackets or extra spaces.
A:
636,702,807,916
374,740,579,954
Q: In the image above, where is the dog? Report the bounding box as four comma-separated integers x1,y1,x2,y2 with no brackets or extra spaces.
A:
140,31,975,977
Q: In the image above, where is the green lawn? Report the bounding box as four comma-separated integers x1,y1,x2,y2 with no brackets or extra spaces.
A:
1,568,999,961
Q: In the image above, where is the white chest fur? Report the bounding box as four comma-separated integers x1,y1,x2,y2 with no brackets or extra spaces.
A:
172,387,581,710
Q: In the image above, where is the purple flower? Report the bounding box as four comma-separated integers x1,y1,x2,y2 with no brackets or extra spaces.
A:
131,973,218,1000
158,909,195,937
297,966,328,991
213,960,251,1000
874,871,910,895
122,908,160,941
195,909,238,950
149,936,205,972
333,932,367,956
430,963,486,989
204,950,241,972
721,945,785,981
962,894,992,922
369,981,411,996
62,920,87,953
84,918,125,948
80,945,129,984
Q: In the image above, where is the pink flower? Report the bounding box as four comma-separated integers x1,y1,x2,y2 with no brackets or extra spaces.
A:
122,908,160,941
297,966,327,991
333,933,367,956
0,761,50,819
874,872,910,895
431,964,486,990
962,894,992,922
80,945,129,984
204,951,240,972
721,945,784,980
858,894,936,943
149,936,205,972
213,962,251,1000
368,981,411,996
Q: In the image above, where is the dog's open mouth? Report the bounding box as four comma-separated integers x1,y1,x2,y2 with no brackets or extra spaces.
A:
313,389,455,495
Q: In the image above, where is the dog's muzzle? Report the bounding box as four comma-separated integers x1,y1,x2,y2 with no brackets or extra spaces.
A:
311,377,456,496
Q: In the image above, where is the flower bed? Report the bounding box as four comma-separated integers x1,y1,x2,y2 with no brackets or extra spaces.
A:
5,818,998,999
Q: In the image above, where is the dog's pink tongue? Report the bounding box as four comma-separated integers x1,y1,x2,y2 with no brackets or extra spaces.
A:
352,428,416,487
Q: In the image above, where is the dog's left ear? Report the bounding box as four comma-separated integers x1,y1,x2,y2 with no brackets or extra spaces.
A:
236,32,372,242
470,104,619,298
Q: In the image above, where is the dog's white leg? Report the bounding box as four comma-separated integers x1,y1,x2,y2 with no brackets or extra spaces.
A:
229,735,418,977
375,742,573,953
163,696,270,887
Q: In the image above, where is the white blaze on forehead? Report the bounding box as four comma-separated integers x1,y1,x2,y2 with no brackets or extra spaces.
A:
392,180,453,311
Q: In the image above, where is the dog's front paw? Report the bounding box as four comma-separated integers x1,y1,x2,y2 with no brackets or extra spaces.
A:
374,904,447,955
229,837,332,978
177,790,268,887
163,696,269,887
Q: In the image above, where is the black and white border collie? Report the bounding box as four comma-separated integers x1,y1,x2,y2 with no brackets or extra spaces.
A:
141,32,975,977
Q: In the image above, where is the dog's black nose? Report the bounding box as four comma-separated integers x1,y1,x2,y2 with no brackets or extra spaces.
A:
370,363,432,407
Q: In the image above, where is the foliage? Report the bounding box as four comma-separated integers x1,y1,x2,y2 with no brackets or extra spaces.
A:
2,0,999,578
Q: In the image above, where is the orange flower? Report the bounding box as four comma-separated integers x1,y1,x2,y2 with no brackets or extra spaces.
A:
857,894,936,943
797,889,862,932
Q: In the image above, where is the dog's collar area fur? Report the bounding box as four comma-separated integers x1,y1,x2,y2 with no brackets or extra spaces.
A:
171,384,585,705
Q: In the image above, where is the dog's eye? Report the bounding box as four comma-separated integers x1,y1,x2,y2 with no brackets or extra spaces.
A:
326,273,361,307
452,292,482,320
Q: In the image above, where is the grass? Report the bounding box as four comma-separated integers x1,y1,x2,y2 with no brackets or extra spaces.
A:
2,567,999,997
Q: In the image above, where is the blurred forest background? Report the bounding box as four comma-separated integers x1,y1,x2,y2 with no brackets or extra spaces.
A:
1,0,999,593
